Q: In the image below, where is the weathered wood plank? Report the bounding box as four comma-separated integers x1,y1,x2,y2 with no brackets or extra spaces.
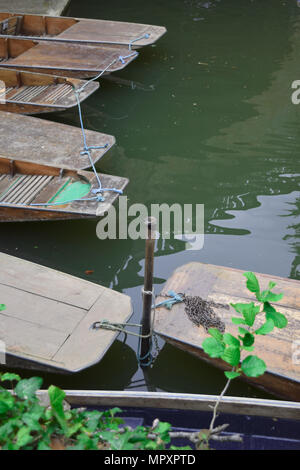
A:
0,283,85,333
53,287,132,371
0,252,133,372
0,252,103,309
154,262,300,400
0,313,68,359
0,111,115,170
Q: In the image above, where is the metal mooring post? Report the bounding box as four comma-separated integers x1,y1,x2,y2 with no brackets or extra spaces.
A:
140,216,156,367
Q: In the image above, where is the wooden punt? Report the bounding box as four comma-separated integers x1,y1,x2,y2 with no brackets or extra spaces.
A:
0,68,99,114
154,262,300,402
0,38,138,79
0,252,133,372
0,12,166,48
0,156,128,222
34,390,300,449
0,111,128,222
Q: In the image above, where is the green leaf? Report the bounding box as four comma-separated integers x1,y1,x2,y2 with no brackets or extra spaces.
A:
260,290,283,303
243,272,260,296
16,427,33,449
15,377,42,400
255,318,275,335
264,303,287,329
224,371,241,380
0,304,6,312
231,302,260,327
202,337,225,358
48,385,67,432
208,328,223,343
241,355,266,377
0,373,21,383
221,346,240,366
0,395,15,414
242,332,255,347
223,333,240,348
231,317,247,325
268,281,276,290
238,326,249,335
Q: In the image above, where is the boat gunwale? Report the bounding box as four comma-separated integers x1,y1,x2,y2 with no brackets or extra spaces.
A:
33,389,300,421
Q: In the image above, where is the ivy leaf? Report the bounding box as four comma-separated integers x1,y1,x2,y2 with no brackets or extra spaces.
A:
243,272,260,297
48,385,67,432
223,333,240,348
15,377,42,400
224,371,241,380
264,302,288,329
208,328,224,343
16,427,33,449
0,373,21,383
241,355,266,377
255,318,275,335
202,337,225,358
0,304,6,311
222,346,240,366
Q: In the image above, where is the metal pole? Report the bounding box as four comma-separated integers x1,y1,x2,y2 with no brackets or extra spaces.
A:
140,216,156,367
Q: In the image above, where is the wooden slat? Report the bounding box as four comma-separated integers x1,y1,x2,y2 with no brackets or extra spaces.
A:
53,286,132,371
0,283,85,333
0,314,68,360
0,252,103,309
0,111,115,170
5,41,138,74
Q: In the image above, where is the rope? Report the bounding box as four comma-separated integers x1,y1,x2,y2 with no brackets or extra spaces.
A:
0,51,141,209
128,33,150,51
90,290,184,367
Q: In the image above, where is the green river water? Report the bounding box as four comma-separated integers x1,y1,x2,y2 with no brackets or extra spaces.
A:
1,0,299,398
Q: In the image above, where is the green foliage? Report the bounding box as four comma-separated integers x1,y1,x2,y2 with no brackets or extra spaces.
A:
0,373,190,451
202,272,287,381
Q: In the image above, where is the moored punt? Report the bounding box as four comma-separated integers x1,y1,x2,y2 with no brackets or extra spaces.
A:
0,13,166,48
35,390,300,449
154,262,300,402
0,111,115,170
0,38,138,79
0,111,127,222
0,68,99,114
0,156,128,222
0,252,133,372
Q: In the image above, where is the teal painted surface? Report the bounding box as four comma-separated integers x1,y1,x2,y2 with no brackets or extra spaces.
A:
1,0,299,398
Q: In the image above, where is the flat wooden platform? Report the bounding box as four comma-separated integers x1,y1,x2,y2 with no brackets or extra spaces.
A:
0,252,133,372
154,262,300,401
0,13,166,48
0,38,138,79
0,111,115,170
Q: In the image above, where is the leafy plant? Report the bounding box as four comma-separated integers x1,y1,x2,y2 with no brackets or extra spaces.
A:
0,374,190,450
202,271,287,380
201,272,288,444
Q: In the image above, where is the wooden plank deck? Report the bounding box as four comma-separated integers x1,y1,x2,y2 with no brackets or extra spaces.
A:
0,111,115,170
0,252,133,372
154,262,300,401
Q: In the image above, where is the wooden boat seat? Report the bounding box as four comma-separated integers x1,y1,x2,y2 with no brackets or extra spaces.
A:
0,16,22,36
1,82,74,105
0,172,91,207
